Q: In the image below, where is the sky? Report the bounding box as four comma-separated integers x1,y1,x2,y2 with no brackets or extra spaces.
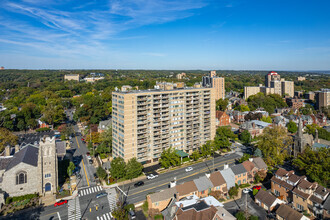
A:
0,0,330,70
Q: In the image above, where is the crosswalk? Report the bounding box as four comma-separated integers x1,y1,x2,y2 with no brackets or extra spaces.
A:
78,186,103,197
106,188,117,212
96,212,113,220
68,197,81,220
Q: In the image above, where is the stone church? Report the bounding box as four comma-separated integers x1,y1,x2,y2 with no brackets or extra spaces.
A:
0,136,58,199
293,117,314,157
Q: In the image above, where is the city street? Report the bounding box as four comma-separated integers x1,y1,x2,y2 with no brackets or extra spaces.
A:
120,153,241,204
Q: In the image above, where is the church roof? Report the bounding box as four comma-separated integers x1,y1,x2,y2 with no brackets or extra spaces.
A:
6,144,39,171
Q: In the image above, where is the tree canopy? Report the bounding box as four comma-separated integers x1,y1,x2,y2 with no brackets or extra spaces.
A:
287,121,298,133
247,93,287,114
0,128,18,152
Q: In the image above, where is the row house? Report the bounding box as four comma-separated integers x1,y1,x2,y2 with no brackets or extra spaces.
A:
271,168,305,202
231,164,248,185
276,204,310,220
242,157,268,183
215,111,230,127
194,176,214,198
271,168,330,219
310,113,327,127
208,171,228,197
176,181,198,200
239,120,272,137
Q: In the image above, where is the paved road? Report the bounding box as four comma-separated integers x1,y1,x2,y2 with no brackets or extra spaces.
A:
224,190,267,219
120,153,241,204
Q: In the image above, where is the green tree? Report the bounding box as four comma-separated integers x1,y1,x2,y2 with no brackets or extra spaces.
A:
287,120,298,133
17,119,26,131
252,188,259,196
0,128,18,152
67,162,75,177
96,166,107,180
249,216,259,220
257,126,292,167
228,185,239,198
239,130,251,144
190,151,200,161
253,148,263,157
260,116,272,123
110,157,126,179
125,158,143,180
200,142,213,158
235,104,250,112
159,147,181,168
239,153,250,163
235,211,246,220
216,99,229,111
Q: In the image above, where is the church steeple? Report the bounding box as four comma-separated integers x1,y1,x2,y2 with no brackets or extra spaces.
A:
298,117,303,137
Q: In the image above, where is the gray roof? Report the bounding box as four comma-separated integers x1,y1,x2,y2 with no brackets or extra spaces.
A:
220,168,235,190
56,141,66,156
148,187,177,203
231,164,247,175
0,157,13,170
252,157,268,170
99,119,112,129
324,194,330,211
6,144,39,171
193,176,214,192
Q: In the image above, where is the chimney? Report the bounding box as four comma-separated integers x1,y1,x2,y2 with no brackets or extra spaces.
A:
249,158,253,162
5,145,10,156
224,163,229,170
205,173,211,178
15,145,20,153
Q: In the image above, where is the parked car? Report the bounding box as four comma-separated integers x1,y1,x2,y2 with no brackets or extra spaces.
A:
96,192,107,199
243,188,252,193
147,174,158,180
185,167,193,172
54,200,67,207
89,159,93,164
252,186,262,191
134,181,144,187
128,210,136,219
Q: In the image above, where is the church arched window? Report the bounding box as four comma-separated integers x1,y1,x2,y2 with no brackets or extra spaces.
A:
16,171,27,185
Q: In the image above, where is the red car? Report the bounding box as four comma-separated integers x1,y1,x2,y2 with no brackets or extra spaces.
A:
253,186,262,191
81,138,85,141
54,200,68,207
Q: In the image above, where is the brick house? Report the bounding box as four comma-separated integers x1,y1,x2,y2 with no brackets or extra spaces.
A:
242,159,258,183
271,168,305,203
147,187,177,212
276,204,310,220
193,175,214,198
215,111,230,127
208,171,228,198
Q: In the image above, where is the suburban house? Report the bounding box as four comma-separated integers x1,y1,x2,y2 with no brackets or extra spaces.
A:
251,157,268,172
215,111,230,127
209,171,228,197
272,116,289,127
194,175,214,198
176,181,198,200
242,159,258,183
276,204,310,220
230,164,248,185
254,189,285,212
147,187,177,212
98,119,112,133
239,120,272,137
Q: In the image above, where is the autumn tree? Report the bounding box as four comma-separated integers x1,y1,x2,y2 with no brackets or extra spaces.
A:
0,128,18,152
257,126,292,167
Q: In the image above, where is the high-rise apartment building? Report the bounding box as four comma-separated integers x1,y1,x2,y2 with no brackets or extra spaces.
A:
315,88,330,110
244,71,294,99
202,71,225,100
112,86,216,163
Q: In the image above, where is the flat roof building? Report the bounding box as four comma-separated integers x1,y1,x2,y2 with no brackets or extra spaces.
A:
112,85,216,163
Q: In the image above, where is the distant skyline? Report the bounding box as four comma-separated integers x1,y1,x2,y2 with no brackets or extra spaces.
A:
1,0,330,70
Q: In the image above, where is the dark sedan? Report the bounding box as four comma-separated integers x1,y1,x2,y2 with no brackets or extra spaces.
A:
134,181,144,187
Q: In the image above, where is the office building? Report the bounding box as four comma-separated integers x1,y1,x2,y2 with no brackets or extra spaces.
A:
315,88,330,110
202,71,225,100
112,85,216,163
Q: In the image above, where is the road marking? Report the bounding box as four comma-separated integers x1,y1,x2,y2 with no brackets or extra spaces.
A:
74,134,91,187
97,217,100,220
57,212,61,220
127,158,236,197
42,211,58,217
91,187,95,193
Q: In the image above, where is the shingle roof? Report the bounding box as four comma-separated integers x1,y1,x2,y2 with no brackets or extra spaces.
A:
175,201,218,220
271,176,294,191
276,204,303,220
324,195,330,211
220,168,235,190
252,157,267,170
193,176,214,192
314,185,329,197
293,188,310,200
6,144,39,171
231,164,247,175
176,181,198,196
148,187,177,203
287,174,302,184
242,160,255,172
0,157,13,170
56,141,66,156
209,171,226,187
255,190,277,207
297,179,312,190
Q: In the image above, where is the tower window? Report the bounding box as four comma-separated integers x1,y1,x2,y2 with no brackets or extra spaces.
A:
16,172,27,184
